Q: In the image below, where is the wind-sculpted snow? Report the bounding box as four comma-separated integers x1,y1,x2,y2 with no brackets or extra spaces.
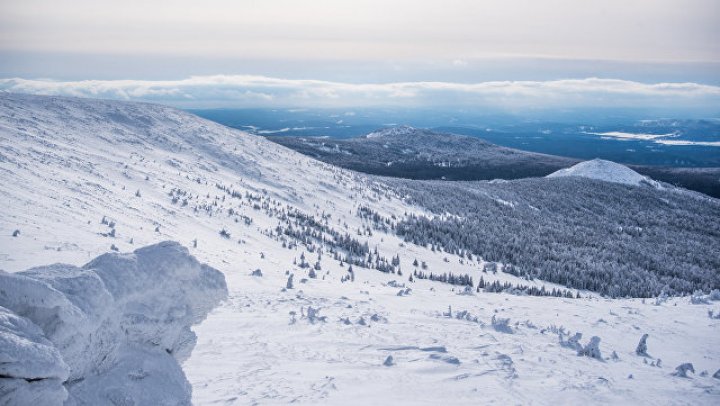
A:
0,241,228,405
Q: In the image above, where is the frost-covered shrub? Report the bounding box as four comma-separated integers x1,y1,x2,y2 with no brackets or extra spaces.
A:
709,289,720,301
251,269,263,277
491,315,513,334
578,336,602,360
454,310,480,323
286,274,294,289
304,306,327,323
12,229,20,237
560,332,583,353
672,363,695,378
383,355,394,366
690,290,710,305
655,290,669,306
370,313,388,323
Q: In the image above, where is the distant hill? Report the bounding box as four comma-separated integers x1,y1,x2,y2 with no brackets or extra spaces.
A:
269,126,720,198
270,126,578,181
547,159,661,188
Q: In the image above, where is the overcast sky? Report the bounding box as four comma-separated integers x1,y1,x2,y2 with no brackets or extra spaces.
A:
1,0,718,110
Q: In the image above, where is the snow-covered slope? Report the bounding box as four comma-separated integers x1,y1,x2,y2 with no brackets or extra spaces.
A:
1,93,719,405
547,158,660,187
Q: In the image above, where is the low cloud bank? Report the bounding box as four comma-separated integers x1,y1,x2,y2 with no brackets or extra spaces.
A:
1,75,718,110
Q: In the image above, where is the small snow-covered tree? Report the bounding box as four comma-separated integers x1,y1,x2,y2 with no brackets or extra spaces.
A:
635,334,649,356
286,274,294,289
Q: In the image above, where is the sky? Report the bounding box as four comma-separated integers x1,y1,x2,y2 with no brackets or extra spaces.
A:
0,0,719,111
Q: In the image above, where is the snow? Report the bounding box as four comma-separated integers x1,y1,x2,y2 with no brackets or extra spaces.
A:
655,140,720,147
585,131,720,147
0,241,227,405
0,306,69,405
547,158,660,187
585,131,674,141
1,93,719,404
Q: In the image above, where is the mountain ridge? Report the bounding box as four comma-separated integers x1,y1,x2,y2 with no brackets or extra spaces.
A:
268,125,720,197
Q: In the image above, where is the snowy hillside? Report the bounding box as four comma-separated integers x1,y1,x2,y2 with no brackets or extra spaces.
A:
1,93,719,405
547,158,660,187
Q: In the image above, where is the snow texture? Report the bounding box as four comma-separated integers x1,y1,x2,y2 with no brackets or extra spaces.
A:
0,241,227,405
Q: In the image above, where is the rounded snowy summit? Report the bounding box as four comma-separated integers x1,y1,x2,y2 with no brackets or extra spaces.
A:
547,159,659,187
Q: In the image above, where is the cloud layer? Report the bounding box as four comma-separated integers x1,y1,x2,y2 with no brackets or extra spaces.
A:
1,75,719,110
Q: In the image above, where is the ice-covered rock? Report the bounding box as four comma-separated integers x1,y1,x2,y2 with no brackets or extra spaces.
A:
0,241,227,405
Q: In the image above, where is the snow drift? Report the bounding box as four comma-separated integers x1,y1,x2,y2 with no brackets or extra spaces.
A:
0,241,228,405
547,158,660,187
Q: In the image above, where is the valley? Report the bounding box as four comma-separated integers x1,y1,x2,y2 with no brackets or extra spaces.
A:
1,93,719,404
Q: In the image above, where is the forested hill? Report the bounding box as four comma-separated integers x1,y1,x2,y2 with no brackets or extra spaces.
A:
268,126,720,198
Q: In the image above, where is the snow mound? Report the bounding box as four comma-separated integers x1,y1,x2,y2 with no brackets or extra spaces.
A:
547,159,660,187
0,241,227,405
0,306,69,405
365,125,418,138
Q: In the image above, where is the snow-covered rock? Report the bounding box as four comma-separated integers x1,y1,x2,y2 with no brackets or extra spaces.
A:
0,306,69,405
547,159,660,187
0,241,227,405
